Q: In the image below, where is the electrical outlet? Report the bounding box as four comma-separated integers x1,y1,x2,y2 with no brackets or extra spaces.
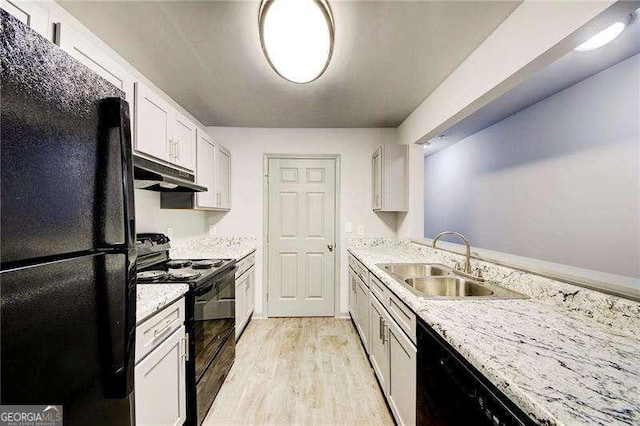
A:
166,227,174,239
345,222,352,233
356,225,364,235
208,225,217,236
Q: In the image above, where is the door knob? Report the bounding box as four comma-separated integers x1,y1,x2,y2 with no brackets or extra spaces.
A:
327,244,334,252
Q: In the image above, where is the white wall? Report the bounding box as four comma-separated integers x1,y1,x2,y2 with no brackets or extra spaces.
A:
204,127,398,315
424,54,640,278
134,189,209,241
394,1,637,250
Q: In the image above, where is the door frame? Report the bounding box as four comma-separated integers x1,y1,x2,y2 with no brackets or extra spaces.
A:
262,154,341,318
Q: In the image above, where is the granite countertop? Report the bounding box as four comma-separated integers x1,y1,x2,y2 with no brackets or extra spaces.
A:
136,283,189,325
169,236,257,261
348,244,640,426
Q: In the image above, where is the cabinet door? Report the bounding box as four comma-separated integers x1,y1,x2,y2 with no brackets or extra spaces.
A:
245,266,255,318
135,82,172,163
355,276,370,353
55,23,134,104
369,294,390,395
235,274,246,340
215,146,231,210
195,130,216,209
172,112,196,171
135,326,187,426
1,0,50,38
388,320,417,426
348,269,358,321
372,148,382,210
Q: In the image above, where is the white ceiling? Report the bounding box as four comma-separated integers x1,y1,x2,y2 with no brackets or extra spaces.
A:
59,1,521,128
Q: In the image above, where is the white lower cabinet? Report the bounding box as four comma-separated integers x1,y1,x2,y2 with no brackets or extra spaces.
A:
364,267,417,426
235,263,255,340
369,294,390,395
355,274,370,353
348,268,357,319
135,325,187,426
244,267,255,319
387,315,417,426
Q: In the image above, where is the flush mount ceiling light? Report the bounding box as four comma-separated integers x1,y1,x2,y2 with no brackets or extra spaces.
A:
575,21,626,51
259,0,334,83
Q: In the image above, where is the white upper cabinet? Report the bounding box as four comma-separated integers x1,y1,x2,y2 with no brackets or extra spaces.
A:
1,0,50,38
135,82,197,172
172,111,196,171
215,145,231,210
372,145,408,212
372,149,382,210
54,22,134,104
195,130,216,209
193,130,232,211
135,81,172,164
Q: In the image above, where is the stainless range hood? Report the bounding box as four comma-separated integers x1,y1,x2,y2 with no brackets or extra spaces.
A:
133,155,207,192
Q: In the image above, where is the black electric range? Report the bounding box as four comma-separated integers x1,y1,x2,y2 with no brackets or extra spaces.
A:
136,233,236,426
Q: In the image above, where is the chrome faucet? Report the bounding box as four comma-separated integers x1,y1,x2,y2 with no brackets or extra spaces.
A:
432,231,472,274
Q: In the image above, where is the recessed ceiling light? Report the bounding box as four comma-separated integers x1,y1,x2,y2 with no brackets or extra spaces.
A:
575,22,626,51
259,0,335,84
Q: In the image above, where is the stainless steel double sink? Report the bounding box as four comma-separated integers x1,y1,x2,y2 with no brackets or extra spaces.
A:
377,263,528,300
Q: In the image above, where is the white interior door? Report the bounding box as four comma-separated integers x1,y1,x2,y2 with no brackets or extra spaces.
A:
267,158,336,317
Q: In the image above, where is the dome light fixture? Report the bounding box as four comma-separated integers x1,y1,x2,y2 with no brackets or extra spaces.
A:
575,21,626,51
258,0,335,84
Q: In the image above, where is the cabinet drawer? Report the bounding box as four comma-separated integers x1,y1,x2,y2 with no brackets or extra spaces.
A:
388,293,416,345
370,274,389,305
136,298,185,363
348,254,368,284
236,252,256,278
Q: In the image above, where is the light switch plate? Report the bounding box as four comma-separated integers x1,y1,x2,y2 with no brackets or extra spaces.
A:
345,222,352,233
356,225,364,235
208,225,217,236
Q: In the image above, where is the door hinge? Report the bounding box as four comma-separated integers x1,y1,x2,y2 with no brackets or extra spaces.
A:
265,174,269,183
266,292,269,302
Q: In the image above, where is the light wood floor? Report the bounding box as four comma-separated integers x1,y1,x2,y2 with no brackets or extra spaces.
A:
203,318,394,426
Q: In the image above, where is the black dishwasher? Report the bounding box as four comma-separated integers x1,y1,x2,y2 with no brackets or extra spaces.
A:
417,319,535,426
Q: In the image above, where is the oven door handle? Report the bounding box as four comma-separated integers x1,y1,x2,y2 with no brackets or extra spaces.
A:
194,282,214,296
192,265,236,296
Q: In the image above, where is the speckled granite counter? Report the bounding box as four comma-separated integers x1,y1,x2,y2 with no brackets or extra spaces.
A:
169,236,256,261
136,283,189,325
348,240,640,426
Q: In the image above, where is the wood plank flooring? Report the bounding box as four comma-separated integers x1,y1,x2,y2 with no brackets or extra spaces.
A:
203,318,394,426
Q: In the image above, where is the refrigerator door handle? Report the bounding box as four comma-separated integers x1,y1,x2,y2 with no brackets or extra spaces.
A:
96,98,136,249
97,252,136,399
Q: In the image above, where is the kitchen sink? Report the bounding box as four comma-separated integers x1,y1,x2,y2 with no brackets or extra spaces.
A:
382,263,451,277
405,277,494,297
376,262,528,300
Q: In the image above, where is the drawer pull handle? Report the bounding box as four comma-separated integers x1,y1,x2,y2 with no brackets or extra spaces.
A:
153,320,174,338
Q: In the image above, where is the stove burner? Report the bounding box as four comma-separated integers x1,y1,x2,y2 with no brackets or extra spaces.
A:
168,271,201,281
137,270,168,282
167,260,192,269
191,260,223,269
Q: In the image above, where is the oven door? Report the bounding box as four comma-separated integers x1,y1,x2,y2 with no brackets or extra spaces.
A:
192,266,235,382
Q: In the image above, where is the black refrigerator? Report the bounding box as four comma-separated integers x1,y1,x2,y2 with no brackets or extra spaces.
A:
1,10,136,425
